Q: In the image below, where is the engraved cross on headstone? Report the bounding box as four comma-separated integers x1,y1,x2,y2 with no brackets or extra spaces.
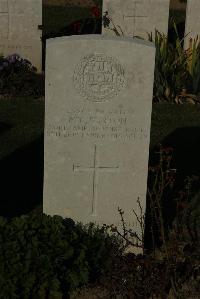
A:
0,0,9,39
123,1,147,36
73,144,119,216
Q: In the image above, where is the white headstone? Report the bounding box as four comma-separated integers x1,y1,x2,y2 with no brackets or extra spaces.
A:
43,35,155,252
0,0,42,71
184,0,200,49
102,0,170,39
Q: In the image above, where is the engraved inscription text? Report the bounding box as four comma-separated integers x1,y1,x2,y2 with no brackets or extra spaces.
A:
46,107,148,141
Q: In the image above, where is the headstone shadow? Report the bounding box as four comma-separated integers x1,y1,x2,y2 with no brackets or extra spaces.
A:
167,21,185,45
0,122,13,135
0,135,44,218
150,126,200,189
145,126,200,250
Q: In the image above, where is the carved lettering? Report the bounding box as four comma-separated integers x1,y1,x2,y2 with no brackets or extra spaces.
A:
46,107,148,141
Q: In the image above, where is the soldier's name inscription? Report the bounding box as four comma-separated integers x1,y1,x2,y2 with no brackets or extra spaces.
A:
46,106,148,141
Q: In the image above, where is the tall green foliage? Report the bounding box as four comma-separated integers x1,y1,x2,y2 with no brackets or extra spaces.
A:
148,29,188,102
103,12,200,102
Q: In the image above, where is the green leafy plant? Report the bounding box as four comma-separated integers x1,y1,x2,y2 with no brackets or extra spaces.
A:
0,214,123,298
185,37,200,95
149,19,191,103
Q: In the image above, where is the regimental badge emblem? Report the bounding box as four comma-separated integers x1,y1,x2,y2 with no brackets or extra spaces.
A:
73,53,125,102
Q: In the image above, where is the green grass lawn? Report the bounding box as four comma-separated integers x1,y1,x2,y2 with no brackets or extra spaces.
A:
0,93,200,220
0,97,44,217
0,97,44,160
1,99,200,159
150,102,200,150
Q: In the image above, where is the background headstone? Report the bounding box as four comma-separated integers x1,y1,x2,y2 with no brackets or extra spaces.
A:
0,0,42,71
44,35,155,251
184,0,200,49
102,0,170,39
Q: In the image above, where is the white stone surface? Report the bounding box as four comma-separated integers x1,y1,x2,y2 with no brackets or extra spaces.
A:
43,35,155,250
0,0,42,71
184,0,200,49
102,0,170,39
